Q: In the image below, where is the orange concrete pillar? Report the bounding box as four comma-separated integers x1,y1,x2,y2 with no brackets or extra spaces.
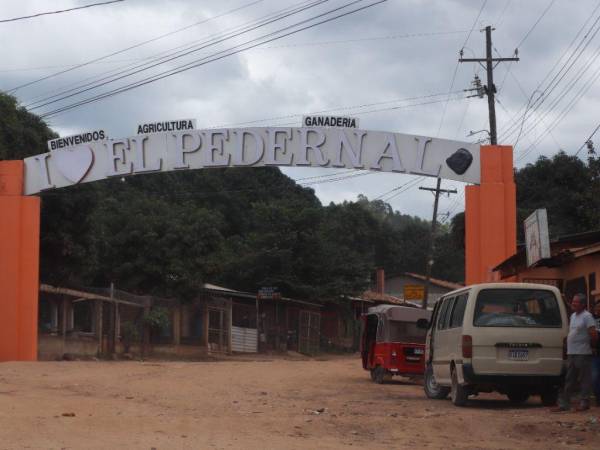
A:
465,146,516,285
0,161,40,361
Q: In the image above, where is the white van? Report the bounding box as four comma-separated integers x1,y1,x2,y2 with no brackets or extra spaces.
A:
421,283,568,406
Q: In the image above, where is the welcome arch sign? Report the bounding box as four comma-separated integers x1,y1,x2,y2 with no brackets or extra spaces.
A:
0,125,516,361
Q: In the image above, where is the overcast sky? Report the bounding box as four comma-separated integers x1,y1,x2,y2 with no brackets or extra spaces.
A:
1,0,598,220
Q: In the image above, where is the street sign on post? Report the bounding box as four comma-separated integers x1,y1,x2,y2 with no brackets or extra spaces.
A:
404,285,425,302
258,287,281,300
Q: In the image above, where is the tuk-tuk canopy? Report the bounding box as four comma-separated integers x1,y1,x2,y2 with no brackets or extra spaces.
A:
366,304,431,343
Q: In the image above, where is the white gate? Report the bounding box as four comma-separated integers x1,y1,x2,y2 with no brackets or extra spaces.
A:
231,326,258,353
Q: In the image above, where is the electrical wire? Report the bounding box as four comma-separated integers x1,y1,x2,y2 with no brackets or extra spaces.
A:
0,0,124,24
7,0,264,93
383,177,425,202
574,123,600,156
514,0,557,50
515,39,600,146
2,29,469,75
436,0,488,137
210,91,465,128
26,0,330,110
516,59,600,162
300,171,372,186
38,1,389,118
499,3,600,140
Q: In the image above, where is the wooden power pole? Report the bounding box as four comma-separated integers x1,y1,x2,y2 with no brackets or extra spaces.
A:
419,179,457,309
459,26,519,144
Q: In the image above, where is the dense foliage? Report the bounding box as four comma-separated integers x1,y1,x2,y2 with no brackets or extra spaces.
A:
516,151,600,240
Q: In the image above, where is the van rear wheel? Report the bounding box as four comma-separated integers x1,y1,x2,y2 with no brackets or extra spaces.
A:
424,364,450,399
450,367,468,407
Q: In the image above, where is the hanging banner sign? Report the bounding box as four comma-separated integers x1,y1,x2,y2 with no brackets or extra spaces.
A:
23,127,480,195
136,119,196,135
47,130,107,151
524,208,551,267
302,115,359,128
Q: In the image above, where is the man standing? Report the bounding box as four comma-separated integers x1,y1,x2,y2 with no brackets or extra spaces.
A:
593,302,600,406
553,294,598,412
553,294,598,411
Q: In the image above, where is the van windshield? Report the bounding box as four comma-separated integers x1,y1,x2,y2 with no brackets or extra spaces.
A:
387,321,427,343
473,289,562,328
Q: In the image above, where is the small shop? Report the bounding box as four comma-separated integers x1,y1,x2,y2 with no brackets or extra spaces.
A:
493,230,600,308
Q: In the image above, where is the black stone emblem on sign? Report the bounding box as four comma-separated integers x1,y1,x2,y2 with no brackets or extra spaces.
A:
445,148,473,175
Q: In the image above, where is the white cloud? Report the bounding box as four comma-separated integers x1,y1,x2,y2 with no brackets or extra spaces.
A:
2,0,599,218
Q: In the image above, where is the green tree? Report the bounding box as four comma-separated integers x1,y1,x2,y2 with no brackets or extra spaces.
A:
0,93,56,160
515,151,600,239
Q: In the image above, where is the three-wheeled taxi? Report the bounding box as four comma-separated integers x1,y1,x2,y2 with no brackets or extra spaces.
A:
361,304,432,383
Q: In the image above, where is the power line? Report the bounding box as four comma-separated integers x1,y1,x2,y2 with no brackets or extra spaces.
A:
294,170,361,181
511,40,600,161
374,178,419,200
1,29,469,74
20,0,322,107
517,38,600,143
300,171,372,185
25,0,329,109
496,64,561,149
516,59,600,162
46,92,467,130
459,26,519,145
375,176,425,202
210,90,465,128
30,0,339,112
493,0,512,29
499,4,600,140
514,0,556,50
38,0,389,118
7,0,264,92
436,0,488,137
0,0,124,24
574,123,600,156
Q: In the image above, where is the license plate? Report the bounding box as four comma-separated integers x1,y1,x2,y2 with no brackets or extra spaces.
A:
508,349,528,361
413,348,424,355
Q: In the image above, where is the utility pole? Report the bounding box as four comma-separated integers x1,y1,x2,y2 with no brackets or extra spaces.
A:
419,179,457,309
459,26,519,144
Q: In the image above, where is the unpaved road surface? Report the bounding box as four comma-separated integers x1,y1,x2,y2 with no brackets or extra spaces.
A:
1,355,599,449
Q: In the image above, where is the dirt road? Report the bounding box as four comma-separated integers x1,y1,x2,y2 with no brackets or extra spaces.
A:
0,355,598,449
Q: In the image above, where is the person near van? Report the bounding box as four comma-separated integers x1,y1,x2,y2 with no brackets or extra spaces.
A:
553,294,598,412
593,302,600,406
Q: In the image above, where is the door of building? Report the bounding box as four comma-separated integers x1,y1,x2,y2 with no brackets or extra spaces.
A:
299,310,320,356
208,307,229,353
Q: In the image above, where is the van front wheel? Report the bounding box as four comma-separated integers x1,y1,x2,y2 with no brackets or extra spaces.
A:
450,367,468,407
424,365,450,399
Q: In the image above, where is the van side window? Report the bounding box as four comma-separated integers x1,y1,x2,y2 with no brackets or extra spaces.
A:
440,297,456,329
449,293,468,328
437,298,450,330
429,299,443,330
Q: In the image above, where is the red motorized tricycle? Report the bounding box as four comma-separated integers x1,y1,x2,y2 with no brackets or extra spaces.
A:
361,304,432,383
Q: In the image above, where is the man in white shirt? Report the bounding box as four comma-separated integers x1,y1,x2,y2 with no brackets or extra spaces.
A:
593,302,600,406
552,294,598,412
553,294,598,411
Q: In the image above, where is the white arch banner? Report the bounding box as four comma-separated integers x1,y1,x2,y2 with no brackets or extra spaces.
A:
23,127,480,195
